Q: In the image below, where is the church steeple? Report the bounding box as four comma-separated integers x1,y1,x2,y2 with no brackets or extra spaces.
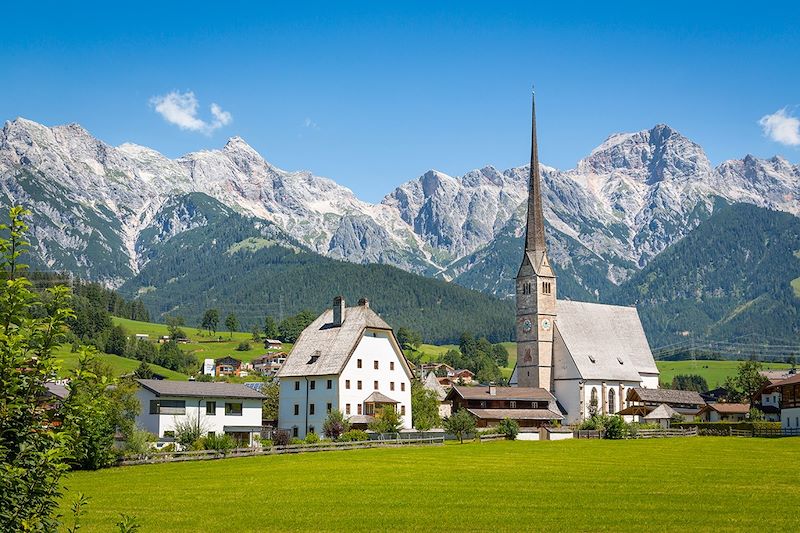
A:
526,90,547,253
515,90,557,392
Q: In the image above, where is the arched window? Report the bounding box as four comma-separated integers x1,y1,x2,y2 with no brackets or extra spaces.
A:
608,388,616,414
589,388,598,415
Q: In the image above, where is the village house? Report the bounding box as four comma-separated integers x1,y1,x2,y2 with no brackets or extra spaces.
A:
264,339,283,350
774,373,800,431
135,379,265,446
445,384,562,428
507,94,660,425
754,369,796,422
215,356,243,377
277,297,413,438
697,402,750,422
619,388,706,422
252,352,287,376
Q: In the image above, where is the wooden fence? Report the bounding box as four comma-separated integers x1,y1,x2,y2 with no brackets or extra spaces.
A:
633,427,698,439
118,436,444,466
478,433,506,442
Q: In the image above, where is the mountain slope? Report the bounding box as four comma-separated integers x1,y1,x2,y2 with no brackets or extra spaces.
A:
118,197,515,344
609,203,800,346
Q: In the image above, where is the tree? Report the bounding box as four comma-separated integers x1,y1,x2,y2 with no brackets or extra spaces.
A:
250,325,262,342
0,206,73,531
105,324,127,356
165,315,186,340
491,344,509,367
322,410,351,440
444,409,476,444
411,380,441,431
368,405,402,435
731,361,769,407
261,380,280,421
201,309,219,336
278,310,316,343
264,315,280,340
476,356,502,384
225,313,238,339
498,417,520,440
671,374,709,392
133,361,155,379
396,327,422,351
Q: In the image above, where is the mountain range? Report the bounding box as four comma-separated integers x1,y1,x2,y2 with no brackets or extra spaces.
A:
1,117,799,345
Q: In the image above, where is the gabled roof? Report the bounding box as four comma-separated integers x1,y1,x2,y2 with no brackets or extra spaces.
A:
700,402,750,414
644,403,680,420
446,385,554,402
423,371,448,401
628,387,705,405
277,304,396,378
137,379,265,399
215,356,242,366
466,408,563,421
363,391,399,404
555,300,658,381
774,373,800,388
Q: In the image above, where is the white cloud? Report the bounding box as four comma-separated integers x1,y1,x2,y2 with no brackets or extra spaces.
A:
759,107,800,146
150,91,232,134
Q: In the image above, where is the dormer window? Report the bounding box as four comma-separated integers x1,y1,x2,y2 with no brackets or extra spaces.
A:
308,350,321,364
617,357,624,365
588,355,596,363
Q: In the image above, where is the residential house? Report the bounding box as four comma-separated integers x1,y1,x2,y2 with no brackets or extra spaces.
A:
452,369,475,384
700,387,731,403
277,297,413,438
755,369,797,422
445,384,562,428
619,388,705,421
775,373,800,431
135,379,265,445
252,352,287,376
697,403,750,422
215,356,243,377
264,339,283,350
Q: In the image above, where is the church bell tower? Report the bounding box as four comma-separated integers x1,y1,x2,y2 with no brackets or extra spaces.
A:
516,92,557,391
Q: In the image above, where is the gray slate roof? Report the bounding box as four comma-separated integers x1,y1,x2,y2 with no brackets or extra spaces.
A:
643,403,680,420
364,391,399,404
45,382,69,400
277,305,395,378
423,371,448,401
629,387,704,405
137,379,265,399
555,300,658,381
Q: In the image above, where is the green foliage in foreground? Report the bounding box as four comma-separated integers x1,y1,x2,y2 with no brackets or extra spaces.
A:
61,438,800,532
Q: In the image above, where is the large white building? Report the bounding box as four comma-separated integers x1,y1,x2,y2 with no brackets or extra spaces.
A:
510,94,659,425
277,297,413,438
135,379,265,445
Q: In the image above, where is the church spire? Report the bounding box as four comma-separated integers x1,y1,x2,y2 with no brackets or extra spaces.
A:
525,90,546,252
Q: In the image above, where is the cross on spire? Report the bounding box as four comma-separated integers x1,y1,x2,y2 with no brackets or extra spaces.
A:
525,91,546,252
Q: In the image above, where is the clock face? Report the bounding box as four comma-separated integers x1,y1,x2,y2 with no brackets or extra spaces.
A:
522,319,533,333
541,319,552,331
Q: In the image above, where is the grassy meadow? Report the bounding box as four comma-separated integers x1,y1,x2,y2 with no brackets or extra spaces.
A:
61,438,797,532
656,360,792,388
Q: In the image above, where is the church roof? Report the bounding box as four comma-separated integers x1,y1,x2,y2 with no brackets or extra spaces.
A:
555,300,659,381
277,303,396,378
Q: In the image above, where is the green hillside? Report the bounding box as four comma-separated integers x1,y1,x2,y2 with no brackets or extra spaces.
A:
656,360,792,388
611,203,800,346
119,199,516,344
53,345,188,380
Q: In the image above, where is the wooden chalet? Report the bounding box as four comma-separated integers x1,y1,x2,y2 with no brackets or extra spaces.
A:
445,385,562,428
215,356,243,377
619,387,705,420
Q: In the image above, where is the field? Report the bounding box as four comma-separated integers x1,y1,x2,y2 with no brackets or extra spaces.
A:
61,438,797,532
656,360,792,388
54,345,188,380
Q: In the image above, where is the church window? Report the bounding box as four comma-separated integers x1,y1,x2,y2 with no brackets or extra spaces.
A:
608,389,616,414
590,388,598,405
523,283,531,295
542,282,551,294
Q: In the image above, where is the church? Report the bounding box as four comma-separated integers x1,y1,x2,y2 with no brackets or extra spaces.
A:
508,94,660,425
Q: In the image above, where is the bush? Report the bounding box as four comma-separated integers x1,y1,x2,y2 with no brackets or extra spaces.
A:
603,416,627,439
273,430,291,447
173,414,208,447
235,341,251,352
260,439,273,448
289,438,305,446
124,428,155,457
159,443,176,453
339,430,369,442
322,409,350,440
497,418,520,440
204,433,237,454
305,432,320,444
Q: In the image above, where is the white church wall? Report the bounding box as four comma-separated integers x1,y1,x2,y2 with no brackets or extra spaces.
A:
639,373,660,389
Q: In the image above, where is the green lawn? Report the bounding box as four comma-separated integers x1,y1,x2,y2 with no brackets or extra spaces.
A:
61,438,798,532
656,360,792,388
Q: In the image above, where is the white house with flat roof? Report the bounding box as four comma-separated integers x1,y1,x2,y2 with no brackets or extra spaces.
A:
277,297,413,438
135,379,265,446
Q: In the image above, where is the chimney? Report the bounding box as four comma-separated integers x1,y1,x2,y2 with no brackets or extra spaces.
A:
332,296,345,326
358,297,369,308
489,384,497,396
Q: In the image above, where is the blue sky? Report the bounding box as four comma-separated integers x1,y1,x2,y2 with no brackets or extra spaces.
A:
2,1,799,201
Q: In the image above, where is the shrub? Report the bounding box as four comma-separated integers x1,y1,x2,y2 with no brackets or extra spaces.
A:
272,430,291,447
235,341,251,352
305,432,320,444
339,430,369,442
289,438,305,446
603,416,627,439
497,418,520,440
322,409,350,440
260,439,273,448
124,428,156,457
172,414,209,446
159,443,176,453
204,433,237,454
